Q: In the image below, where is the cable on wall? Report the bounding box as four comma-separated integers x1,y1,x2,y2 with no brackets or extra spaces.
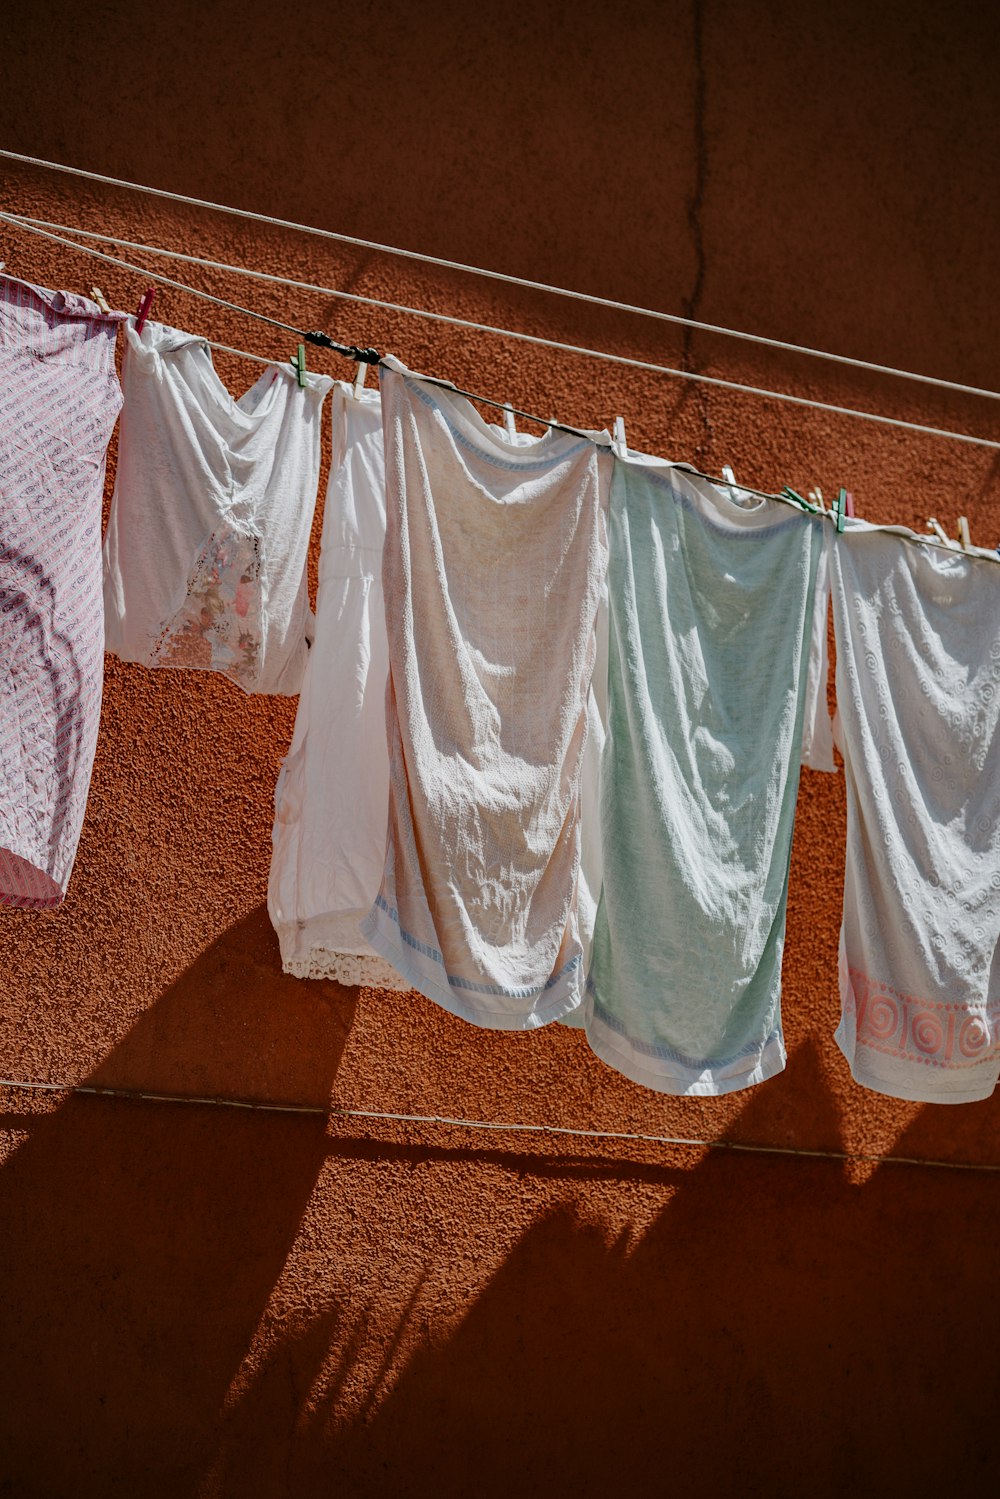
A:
1,209,998,454
1,147,998,404
1,1076,997,1176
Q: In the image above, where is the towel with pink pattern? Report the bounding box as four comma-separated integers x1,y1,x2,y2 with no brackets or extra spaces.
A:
830,521,1000,1102
0,275,124,909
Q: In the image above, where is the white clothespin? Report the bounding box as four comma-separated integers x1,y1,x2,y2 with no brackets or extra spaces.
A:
809,486,825,510
503,402,517,440
90,286,112,314
927,516,961,550
957,515,973,552
0,261,5,273
613,416,627,457
721,464,740,503
353,361,367,399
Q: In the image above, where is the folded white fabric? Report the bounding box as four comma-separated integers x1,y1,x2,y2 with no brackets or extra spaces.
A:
104,319,331,695
830,520,1000,1103
362,357,612,1027
585,461,827,1094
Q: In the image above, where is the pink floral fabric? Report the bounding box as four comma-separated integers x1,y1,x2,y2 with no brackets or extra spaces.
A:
0,275,124,908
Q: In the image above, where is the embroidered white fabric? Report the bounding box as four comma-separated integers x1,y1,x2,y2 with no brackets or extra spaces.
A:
103,318,331,695
830,520,1000,1103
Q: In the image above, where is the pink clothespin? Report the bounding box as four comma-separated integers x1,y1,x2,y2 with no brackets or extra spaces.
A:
135,287,156,332
844,490,856,518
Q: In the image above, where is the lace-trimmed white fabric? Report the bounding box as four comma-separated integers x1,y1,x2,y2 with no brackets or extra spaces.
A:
830,520,1000,1103
103,318,332,695
268,381,404,984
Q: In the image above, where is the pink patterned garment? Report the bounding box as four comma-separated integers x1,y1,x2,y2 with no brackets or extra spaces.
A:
0,275,124,908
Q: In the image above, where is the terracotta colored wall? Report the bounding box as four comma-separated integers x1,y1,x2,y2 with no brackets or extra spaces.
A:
1,3,999,1495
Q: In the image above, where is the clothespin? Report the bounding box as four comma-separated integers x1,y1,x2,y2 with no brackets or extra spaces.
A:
135,287,155,332
831,487,848,533
353,360,367,399
290,343,308,389
721,464,741,504
612,416,627,457
503,402,517,440
927,517,960,549
90,286,112,315
957,516,973,552
782,485,821,516
844,490,856,518
809,486,824,509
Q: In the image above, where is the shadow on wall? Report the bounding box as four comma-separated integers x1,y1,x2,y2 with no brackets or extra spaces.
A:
213,1044,1000,1499
1,959,999,1497
0,906,358,1498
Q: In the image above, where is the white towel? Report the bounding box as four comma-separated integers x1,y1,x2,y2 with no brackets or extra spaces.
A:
362,358,612,1028
830,520,1000,1103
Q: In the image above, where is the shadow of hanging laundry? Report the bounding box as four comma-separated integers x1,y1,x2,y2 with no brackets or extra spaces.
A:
0,905,359,1498
84,903,357,1107
208,1043,1000,1499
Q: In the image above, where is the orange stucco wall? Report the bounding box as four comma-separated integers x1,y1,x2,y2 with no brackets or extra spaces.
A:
1,3,999,1495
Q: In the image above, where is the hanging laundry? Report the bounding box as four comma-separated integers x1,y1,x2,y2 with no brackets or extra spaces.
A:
584,461,829,1094
268,378,408,989
361,357,612,1027
830,521,1000,1103
0,273,125,908
103,319,332,695
268,377,609,992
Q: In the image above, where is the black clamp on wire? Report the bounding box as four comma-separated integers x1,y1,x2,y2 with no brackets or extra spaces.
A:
303,330,380,364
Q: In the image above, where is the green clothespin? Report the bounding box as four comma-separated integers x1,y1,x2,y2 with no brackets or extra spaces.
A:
781,485,821,516
833,487,847,533
291,343,307,388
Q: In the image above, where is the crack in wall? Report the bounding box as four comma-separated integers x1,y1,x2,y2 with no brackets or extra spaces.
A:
681,0,715,459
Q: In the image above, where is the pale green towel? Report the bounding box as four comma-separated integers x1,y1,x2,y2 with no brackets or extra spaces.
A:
584,462,823,1094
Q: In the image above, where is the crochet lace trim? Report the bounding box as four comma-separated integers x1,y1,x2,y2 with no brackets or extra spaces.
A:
283,949,411,991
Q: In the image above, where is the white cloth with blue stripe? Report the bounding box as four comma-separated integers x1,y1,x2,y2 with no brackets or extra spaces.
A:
362,357,612,1027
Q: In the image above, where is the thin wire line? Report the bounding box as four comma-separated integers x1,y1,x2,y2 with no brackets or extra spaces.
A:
1,1077,996,1175
2,147,997,404
2,210,998,452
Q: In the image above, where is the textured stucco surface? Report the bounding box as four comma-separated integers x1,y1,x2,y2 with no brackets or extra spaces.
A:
1,2,999,1494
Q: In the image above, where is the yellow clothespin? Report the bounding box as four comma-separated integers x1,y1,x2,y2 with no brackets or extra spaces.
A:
90,286,112,314
958,516,973,552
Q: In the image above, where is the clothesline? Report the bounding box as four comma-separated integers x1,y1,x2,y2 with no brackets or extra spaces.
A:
2,1076,997,1175
2,208,999,459
2,146,998,404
